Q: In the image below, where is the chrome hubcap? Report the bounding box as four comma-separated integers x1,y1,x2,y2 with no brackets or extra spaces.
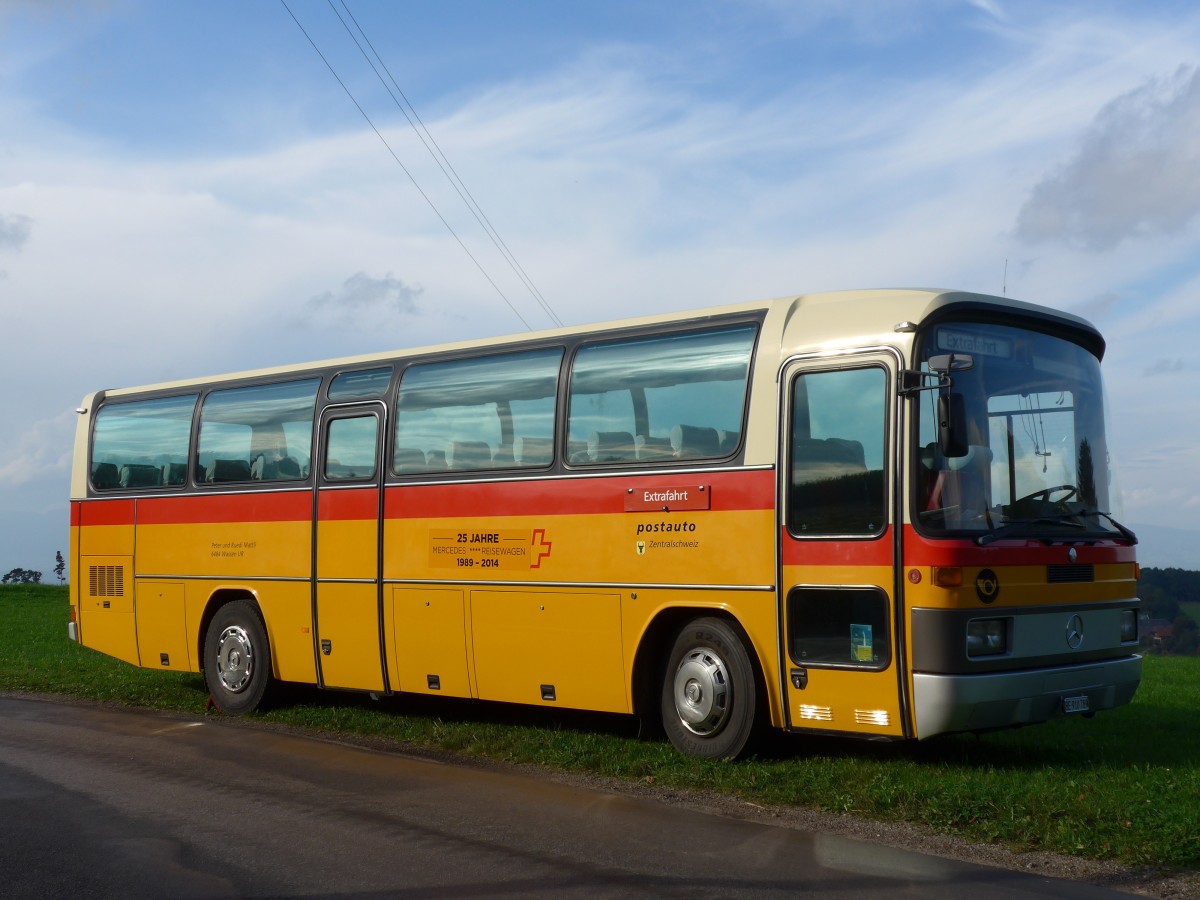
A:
673,648,730,736
216,625,254,693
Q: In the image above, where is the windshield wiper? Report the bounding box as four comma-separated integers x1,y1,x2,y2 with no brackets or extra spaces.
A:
976,515,1085,546
976,510,1138,546
1076,509,1139,545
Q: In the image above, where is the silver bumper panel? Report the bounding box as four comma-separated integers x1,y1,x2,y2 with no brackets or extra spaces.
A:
912,655,1142,738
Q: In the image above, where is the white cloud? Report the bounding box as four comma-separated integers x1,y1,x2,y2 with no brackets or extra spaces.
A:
0,410,74,489
0,212,31,250
307,271,423,324
1016,66,1200,250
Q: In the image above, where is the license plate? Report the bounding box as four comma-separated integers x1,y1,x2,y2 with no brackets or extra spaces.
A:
1063,695,1090,714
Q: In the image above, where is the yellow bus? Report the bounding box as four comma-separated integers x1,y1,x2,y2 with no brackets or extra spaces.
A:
68,288,1141,758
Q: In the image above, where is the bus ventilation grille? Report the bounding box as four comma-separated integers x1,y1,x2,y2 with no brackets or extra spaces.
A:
1047,564,1094,584
798,704,833,722
88,565,125,598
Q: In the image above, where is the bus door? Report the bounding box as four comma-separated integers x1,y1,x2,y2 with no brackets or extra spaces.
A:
313,402,388,692
778,353,906,737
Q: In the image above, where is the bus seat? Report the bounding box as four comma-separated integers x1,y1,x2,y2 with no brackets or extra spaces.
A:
717,430,741,455
91,462,119,490
161,462,188,485
515,436,553,466
492,445,515,466
670,424,720,458
635,435,673,460
207,458,252,483
394,447,427,473
274,456,302,480
447,440,492,470
587,431,635,462
119,464,162,488
425,449,447,470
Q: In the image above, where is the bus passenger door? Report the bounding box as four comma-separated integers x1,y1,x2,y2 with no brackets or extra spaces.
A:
778,354,906,737
314,403,388,692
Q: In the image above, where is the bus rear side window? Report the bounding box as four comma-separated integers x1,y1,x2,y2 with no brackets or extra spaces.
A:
567,324,756,465
91,394,198,490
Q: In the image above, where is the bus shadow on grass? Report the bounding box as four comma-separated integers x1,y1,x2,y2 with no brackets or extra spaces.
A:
244,677,1196,774
762,694,1196,772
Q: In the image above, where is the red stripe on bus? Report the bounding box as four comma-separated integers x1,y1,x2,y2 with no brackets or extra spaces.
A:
780,526,1136,567
135,492,312,525
781,527,894,566
383,469,774,519
318,488,379,521
73,470,774,527
77,499,135,527
900,525,1137,565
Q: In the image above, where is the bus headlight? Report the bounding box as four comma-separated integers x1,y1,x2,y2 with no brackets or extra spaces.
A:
966,619,1007,657
1120,609,1138,643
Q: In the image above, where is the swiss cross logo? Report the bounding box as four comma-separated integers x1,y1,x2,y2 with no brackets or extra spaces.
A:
531,529,553,568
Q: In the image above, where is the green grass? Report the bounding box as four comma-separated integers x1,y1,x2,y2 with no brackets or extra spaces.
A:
4,584,1198,871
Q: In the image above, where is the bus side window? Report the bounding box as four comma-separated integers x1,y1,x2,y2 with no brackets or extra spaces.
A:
394,348,562,475
788,367,887,536
324,416,378,481
197,379,320,485
567,324,756,466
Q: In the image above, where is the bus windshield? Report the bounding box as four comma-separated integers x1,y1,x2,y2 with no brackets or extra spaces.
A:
915,321,1129,542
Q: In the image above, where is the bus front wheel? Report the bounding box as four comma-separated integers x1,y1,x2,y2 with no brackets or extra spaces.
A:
203,600,272,715
661,617,758,759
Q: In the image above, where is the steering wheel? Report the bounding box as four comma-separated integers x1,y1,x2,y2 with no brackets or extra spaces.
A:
1014,484,1076,506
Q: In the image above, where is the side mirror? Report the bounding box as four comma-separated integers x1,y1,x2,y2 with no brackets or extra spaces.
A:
927,353,974,374
938,392,969,458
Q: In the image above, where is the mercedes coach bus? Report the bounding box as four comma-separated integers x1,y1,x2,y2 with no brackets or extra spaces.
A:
68,289,1141,758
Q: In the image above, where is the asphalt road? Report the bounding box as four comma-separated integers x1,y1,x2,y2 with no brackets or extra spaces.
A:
0,695,1132,899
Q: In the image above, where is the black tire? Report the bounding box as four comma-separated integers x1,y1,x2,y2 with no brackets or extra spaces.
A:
660,616,759,759
203,600,272,715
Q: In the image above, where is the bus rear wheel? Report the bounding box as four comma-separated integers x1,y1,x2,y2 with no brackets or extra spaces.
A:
660,617,758,759
203,600,272,715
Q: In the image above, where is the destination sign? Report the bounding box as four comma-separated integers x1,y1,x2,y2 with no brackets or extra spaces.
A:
937,328,1013,358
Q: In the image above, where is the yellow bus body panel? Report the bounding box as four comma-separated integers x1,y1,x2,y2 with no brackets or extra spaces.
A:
391,588,471,696
315,582,385,691
471,589,626,711
76,554,139,666
781,564,905,738
135,580,191,670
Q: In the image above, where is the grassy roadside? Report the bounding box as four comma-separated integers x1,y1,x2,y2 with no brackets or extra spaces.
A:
3,584,1198,870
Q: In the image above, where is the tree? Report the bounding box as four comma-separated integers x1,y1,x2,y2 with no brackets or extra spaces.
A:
54,551,66,585
1166,615,1199,656
2,567,43,585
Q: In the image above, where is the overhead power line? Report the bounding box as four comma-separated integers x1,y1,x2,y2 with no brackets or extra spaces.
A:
280,0,548,331
333,0,563,328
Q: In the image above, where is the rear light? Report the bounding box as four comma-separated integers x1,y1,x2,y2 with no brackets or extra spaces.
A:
1120,609,1138,643
966,618,1007,657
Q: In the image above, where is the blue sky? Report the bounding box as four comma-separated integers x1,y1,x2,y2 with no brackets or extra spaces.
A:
2,0,1199,577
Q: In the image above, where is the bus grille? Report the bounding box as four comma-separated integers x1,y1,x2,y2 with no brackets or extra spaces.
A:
1047,564,1094,584
88,565,125,597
